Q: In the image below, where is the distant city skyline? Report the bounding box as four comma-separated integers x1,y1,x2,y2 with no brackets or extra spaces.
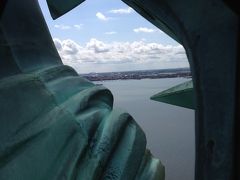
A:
39,0,189,73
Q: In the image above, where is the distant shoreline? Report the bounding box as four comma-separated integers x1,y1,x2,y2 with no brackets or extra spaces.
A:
81,68,191,81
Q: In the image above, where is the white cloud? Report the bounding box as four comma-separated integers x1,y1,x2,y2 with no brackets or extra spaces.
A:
105,31,117,35
86,38,110,53
53,38,63,51
133,27,158,33
74,24,83,30
53,38,188,73
109,7,133,14
96,12,109,21
54,24,71,30
54,24,84,30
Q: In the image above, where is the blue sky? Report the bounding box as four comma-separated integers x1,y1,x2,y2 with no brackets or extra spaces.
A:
39,0,188,73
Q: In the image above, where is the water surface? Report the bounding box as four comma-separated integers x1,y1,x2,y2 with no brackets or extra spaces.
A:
95,78,195,180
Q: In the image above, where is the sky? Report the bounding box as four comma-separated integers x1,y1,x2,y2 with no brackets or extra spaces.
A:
39,0,189,73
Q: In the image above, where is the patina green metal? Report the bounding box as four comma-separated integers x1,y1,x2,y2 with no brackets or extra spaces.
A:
47,0,85,19
151,80,195,109
0,65,164,180
0,0,164,179
1,0,239,180
122,0,239,179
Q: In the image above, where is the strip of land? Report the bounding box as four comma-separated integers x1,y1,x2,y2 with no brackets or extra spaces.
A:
81,68,191,81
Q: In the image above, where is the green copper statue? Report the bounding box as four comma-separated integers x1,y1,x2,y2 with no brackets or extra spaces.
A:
0,0,164,179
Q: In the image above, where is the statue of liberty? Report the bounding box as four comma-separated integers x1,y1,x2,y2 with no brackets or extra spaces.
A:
0,0,164,179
